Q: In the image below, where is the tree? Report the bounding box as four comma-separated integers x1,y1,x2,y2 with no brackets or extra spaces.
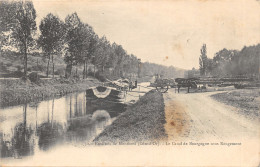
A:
38,13,65,77
113,43,127,76
91,36,110,75
208,44,260,77
81,24,94,79
107,42,118,75
84,33,98,78
207,58,213,75
0,1,15,32
0,1,16,52
64,13,92,78
129,54,138,74
199,44,208,76
1,1,37,77
212,48,236,76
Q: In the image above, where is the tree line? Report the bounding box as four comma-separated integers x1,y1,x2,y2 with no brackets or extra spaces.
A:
199,44,260,78
0,1,184,80
140,62,185,78
0,1,142,79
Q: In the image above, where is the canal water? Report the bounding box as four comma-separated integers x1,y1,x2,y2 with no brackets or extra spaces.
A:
0,82,152,159
0,91,124,159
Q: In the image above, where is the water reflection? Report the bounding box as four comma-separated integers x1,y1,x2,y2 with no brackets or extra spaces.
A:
37,122,65,151
0,91,125,159
1,104,35,158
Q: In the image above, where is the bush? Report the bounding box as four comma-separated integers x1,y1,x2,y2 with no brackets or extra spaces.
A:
0,71,24,78
0,62,7,72
28,72,40,83
13,71,24,78
87,71,106,82
88,71,94,77
31,65,45,72
6,63,12,67
54,68,65,76
16,65,23,71
95,72,106,82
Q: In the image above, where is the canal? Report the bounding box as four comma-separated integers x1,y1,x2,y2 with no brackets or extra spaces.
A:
0,91,123,158
0,82,152,159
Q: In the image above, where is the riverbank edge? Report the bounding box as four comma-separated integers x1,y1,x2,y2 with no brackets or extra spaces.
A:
94,90,167,143
0,78,100,108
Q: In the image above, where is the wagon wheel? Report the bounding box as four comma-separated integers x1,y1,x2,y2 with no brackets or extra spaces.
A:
156,85,168,93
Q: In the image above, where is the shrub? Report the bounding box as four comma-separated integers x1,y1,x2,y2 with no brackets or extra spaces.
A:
28,72,40,83
12,71,24,78
95,72,106,82
0,62,7,72
88,71,94,77
0,71,24,78
6,63,12,67
31,65,45,72
54,67,65,76
87,71,106,82
16,65,23,71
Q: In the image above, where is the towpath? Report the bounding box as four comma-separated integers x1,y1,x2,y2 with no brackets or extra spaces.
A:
163,89,259,141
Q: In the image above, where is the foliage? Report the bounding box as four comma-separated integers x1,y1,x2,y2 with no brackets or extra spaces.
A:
0,1,37,77
92,36,110,71
139,62,185,79
199,44,208,76
54,67,65,76
28,72,40,83
1,2,185,80
207,44,260,77
38,13,65,77
64,13,94,78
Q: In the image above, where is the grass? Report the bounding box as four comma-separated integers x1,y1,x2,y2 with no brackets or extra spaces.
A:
211,89,260,120
94,90,167,143
0,77,100,108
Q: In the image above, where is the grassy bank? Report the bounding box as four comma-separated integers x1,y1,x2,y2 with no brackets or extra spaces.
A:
94,90,167,143
0,77,100,107
211,89,260,120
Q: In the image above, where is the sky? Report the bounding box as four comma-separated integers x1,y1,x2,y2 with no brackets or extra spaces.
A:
33,0,260,69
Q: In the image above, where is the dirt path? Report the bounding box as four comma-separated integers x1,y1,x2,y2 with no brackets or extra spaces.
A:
164,89,259,142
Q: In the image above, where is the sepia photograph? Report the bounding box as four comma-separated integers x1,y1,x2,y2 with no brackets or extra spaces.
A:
0,0,259,166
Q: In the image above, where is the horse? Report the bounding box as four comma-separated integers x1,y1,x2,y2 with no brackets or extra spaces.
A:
175,78,198,93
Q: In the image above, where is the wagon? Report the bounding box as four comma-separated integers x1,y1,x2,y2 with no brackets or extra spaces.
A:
151,78,172,93
175,78,199,93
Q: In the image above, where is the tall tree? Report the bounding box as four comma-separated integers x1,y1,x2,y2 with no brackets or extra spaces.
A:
80,24,94,79
199,44,208,76
83,33,98,78
0,1,15,52
38,13,65,77
107,42,118,75
0,1,15,32
64,13,96,77
1,1,37,77
113,43,127,76
92,36,110,75
64,13,82,77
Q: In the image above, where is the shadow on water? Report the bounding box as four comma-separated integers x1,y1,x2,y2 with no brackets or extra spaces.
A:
0,91,126,159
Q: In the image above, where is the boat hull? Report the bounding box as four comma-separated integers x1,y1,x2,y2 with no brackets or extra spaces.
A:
86,86,127,117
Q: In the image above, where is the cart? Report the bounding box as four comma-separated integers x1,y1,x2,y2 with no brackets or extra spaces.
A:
152,78,171,93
